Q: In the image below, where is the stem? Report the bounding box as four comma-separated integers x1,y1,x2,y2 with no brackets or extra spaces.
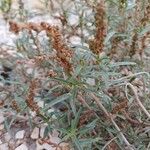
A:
90,93,135,150
77,93,92,111
125,83,150,119
90,93,109,117
112,72,149,85
102,136,117,150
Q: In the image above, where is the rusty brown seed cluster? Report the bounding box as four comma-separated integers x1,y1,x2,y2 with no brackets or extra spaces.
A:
89,1,107,55
26,79,40,113
112,100,128,114
139,31,150,56
33,54,56,66
129,3,150,58
47,70,57,77
11,100,21,112
129,31,150,58
9,21,73,74
79,110,95,127
141,5,150,27
129,32,138,57
40,22,73,74
129,3,150,57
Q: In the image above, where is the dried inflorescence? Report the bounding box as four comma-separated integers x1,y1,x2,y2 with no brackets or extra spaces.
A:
109,37,122,58
9,21,73,74
9,21,42,34
89,1,107,55
11,100,21,112
134,0,142,25
9,21,29,34
38,138,60,149
129,32,138,57
40,22,73,74
128,3,150,58
46,70,57,77
112,100,128,114
26,79,40,113
139,31,150,57
141,5,150,27
33,54,56,66
129,3,150,58
78,110,95,127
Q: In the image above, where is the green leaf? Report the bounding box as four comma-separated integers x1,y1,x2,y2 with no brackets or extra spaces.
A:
104,31,116,44
4,117,12,134
74,137,83,150
73,65,83,78
79,138,101,147
71,108,82,129
139,26,150,36
70,87,78,115
79,119,97,135
110,62,136,67
44,124,53,137
43,93,71,111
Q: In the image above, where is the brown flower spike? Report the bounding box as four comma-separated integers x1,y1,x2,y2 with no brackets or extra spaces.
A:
26,79,40,114
89,1,107,55
11,100,21,112
40,22,73,74
9,21,73,75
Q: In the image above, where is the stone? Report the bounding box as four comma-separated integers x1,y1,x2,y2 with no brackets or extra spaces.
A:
0,124,4,130
0,114,5,124
58,143,70,150
0,143,9,150
36,140,55,150
37,101,44,108
31,127,39,139
15,130,25,139
49,136,61,144
15,143,28,150
26,68,33,74
51,130,59,137
0,139,2,144
4,132,11,141
15,139,24,147
30,111,36,117
40,126,46,138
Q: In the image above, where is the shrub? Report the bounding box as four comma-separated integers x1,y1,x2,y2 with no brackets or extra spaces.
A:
0,0,150,149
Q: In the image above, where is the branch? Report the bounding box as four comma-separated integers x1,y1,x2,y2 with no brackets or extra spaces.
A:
125,83,150,119
90,93,135,150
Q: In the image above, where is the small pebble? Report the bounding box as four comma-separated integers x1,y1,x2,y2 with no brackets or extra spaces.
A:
0,114,5,124
4,132,11,141
31,127,39,139
15,130,25,139
86,78,95,86
0,139,2,144
51,130,59,137
37,101,44,108
50,136,61,144
0,143,9,150
15,139,24,147
15,143,28,150
58,142,70,150
0,124,4,130
40,126,46,138
36,140,55,150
